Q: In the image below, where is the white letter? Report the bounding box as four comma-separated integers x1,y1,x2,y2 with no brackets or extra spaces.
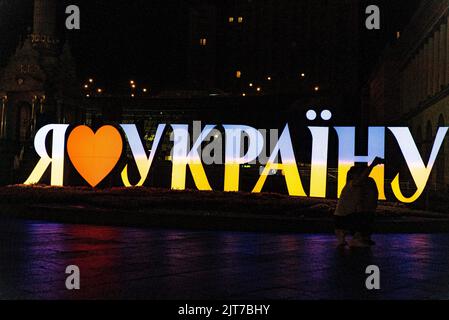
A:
389,127,448,203
171,124,215,190
223,125,264,191
24,124,69,186
120,124,165,186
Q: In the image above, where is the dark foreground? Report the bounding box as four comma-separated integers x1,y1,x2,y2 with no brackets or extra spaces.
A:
2,186,449,233
1,218,449,300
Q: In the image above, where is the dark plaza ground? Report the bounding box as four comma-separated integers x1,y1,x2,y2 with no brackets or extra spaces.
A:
1,187,449,300
1,218,449,300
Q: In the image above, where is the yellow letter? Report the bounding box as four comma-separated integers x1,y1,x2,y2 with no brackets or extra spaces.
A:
252,125,306,196
171,124,214,190
389,127,448,203
223,125,264,192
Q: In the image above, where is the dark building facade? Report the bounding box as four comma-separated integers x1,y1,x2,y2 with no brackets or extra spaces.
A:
0,0,79,183
363,0,449,191
187,0,362,112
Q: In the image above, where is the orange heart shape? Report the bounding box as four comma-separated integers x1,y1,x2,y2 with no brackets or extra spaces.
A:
67,125,123,187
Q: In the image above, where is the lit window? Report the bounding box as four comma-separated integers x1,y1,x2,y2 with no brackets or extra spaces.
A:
238,17,243,23
200,38,207,46
236,70,242,78
396,31,401,39
228,17,234,23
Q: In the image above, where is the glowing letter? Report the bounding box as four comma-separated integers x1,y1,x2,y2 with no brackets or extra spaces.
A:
335,127,386,199
24,124,70,186
309,126,329,198
389,127,448,203
171,124,214,190
223,125,264,191
252,125,306,196
120,124,166,187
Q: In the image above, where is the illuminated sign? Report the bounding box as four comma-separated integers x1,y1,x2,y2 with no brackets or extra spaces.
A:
23,123,448,204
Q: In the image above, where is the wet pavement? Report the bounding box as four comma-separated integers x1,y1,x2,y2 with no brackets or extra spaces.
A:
1,218,449,300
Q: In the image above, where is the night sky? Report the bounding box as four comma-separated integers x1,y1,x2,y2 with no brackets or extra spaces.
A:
0,0,422,92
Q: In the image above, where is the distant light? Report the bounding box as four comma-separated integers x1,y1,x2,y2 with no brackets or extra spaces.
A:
267,76,271,81
86,94,90,98
242,93,246,97
314,86,320,92
132,84,136,89
256,87,261,92
143,88,148,93
131,94,135,98
236,70,242,78
301,73,306,78
88,78,93,83
97,88,102,93
84,84,88,89
249,83,253,87
130,80,135,85
238,17,243,23
228,17,234,23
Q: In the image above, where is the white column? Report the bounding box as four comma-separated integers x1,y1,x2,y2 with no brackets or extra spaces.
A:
0,96,6,138
433,30,440,94
413,57,418,109
439,23,447,89
428,37,434,96
424,42,429,97
418,48,424,102
446,16,449,86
